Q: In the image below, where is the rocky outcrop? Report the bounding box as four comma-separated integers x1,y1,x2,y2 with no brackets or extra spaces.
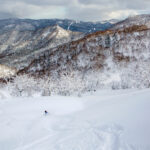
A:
0,64,16,78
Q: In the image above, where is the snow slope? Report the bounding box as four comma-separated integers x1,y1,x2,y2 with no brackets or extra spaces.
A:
113,14,150,29
0,89,150,150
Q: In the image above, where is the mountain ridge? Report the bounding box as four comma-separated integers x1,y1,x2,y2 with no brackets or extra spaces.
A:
0,18,114,33
17,24,150,77
0,24,83,70
112,14,150,30
1,14,150,89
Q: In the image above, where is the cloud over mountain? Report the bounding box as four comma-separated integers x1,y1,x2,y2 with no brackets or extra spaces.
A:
0,0,149,21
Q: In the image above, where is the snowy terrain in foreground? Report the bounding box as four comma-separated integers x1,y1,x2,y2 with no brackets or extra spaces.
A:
0,89,150,150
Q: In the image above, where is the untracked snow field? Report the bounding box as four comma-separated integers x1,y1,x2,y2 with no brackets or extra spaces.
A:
0,89,150,150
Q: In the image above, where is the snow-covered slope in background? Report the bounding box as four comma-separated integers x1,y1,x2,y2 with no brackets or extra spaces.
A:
1,15,150,92
0,89,150,150
21,25,150,75
113,14,150,30
0,17,116,71
15,25,150,90
0,25,83,69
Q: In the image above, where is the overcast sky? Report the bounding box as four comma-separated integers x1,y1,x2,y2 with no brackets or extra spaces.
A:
0,0,150,21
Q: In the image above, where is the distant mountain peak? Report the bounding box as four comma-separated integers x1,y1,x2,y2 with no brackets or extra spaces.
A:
55,25,70,39
101,19,120,24
112,14,150,30
0,18,114,34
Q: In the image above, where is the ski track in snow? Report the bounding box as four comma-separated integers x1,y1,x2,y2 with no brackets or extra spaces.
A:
15,120,124,150
0,89,150,150
15,119,144,150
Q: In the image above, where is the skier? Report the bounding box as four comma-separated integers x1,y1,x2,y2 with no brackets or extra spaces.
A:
44,110,48,115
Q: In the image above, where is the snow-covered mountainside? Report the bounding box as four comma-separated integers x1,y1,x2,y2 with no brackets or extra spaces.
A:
0,25,83,69
19,25,150,77
1,15,150,90
0,89,150,150
0,18,116,70
112,14,150,30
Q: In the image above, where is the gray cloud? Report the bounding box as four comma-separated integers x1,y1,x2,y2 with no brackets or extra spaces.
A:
0,12,16,19
78,0,150,10
21,0,70,6
0,0,149,21
0,0,70,6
